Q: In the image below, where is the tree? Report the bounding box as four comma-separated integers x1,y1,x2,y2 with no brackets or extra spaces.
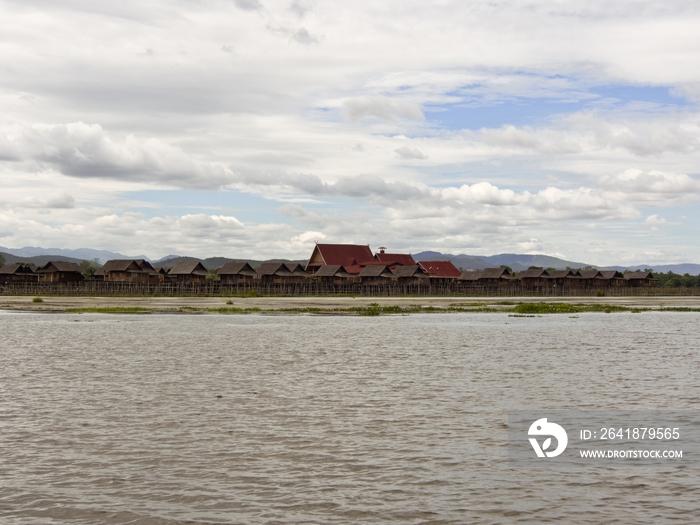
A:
80,258,101,279
0,254,5,267
500,265,513,273
528,266,543,270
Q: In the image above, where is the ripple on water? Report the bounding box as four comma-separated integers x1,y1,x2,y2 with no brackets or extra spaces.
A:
0,312,699,524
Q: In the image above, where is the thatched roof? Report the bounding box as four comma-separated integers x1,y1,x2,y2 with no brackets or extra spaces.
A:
219,261,256,276
598,270,624,279
255,262,292,277
168,261,208,276
35,261,83,274
516,269,549,279
0,264,35,275
393,265,428,278
624,271,654,280
359,265,394,278
95,259,156,276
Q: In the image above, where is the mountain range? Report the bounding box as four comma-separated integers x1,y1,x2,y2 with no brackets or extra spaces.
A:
1,246,699,274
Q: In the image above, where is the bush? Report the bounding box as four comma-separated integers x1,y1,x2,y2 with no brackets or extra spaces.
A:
32,297,43,303
596,289,605,297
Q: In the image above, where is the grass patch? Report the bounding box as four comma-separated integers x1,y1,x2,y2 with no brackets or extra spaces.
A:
207,307,261,314
32,297,43,303
513,303,634,314
65,307,153,314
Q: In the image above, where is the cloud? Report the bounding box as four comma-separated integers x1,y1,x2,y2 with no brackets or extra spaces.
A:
1,122,235,189
644,214,682,231
234,0,263,12
395,146,428,159
289,0,312,18
342,97,425,122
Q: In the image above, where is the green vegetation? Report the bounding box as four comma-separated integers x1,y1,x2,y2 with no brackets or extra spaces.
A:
65,307,152,314
80,258,101,279
0,253,4,266
654,271,700,288
513,303,630,314
32,297,43,303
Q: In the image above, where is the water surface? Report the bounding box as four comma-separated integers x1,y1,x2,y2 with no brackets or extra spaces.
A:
1,312,698,523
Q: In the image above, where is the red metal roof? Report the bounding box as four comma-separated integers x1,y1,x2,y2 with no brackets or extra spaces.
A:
375,253,415,265
314,244,374,266
418,260,461,278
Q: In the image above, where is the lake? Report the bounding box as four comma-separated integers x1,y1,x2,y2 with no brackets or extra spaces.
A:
1,311,698,524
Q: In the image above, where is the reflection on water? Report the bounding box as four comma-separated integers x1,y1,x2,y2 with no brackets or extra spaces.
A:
1,312,698,524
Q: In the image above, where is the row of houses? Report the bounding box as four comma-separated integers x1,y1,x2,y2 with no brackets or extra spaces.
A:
0,243,657,287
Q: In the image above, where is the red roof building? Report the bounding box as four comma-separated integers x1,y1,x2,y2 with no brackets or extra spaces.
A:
306,243,374,273
418,260,461,278
374,247,415,266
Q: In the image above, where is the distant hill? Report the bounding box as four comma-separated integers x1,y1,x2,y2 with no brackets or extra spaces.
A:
0,246,147,264
0,251,84,267
412,251,700,274
413,251,591,272
151,256,308,270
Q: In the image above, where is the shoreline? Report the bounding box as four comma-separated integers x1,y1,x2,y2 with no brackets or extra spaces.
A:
2,295,700,315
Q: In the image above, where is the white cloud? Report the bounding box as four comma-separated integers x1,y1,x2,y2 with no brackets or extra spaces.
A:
395,146,428,160
342,97,425,122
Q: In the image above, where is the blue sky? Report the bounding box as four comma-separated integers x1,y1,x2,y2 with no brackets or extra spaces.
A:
1,0,700,264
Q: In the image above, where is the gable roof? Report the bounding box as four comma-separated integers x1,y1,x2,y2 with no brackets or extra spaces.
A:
516,269,549,279
418,260,461,278
218,261,256,276
256,262,293,277
480,267,513,279
0,264,35,275
168,261,208,276
95,259,153,276
35,261,84,274
359,264,393,278
392,265,428,278
309,244,374,267
624,271,655,280
314,264,344,277
546,269,575,279
598,270,624,279
578,270,602,279
459,270,482,281
375,252,416,266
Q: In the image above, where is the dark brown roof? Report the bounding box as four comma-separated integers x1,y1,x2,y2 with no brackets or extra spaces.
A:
578,270,602,279
284,263,309,277
624,271,654,280
311,244,374,266
0,264,35,275
315,264,342,277
516,269,549,279
392,265,429,278
35,261,84,274
459,270,482,281
598,270,624,279
168,261,208,276
418,260,461,277
359,264,394,278
96,259,153,276
545,270,574,279
480,267,514,279
375,252,416,266
219,261,256,276
256,262,293,277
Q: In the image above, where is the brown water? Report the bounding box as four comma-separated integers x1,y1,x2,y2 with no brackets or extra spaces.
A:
1,312,698,524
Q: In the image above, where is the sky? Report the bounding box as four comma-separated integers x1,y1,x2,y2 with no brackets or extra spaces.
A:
1,0,700,264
